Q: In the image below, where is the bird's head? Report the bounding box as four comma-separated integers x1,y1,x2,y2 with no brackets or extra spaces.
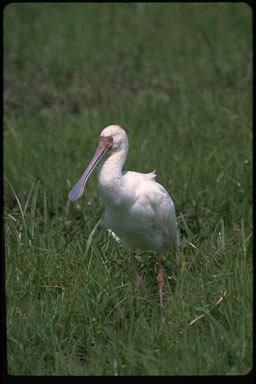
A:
99,125,128,155
68,125,128,201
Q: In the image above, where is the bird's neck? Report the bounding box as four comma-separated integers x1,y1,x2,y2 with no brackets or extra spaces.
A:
98,149,127,194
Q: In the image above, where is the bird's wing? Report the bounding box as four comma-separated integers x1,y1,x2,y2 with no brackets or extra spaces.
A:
148,182,178,252
123,172,178,251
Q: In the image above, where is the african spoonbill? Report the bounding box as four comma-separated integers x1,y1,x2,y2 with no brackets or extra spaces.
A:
69,125,178,308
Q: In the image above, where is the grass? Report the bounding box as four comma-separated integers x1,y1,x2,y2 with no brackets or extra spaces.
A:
3,2,253,376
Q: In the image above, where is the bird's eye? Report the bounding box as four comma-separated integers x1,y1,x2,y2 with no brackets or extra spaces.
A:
104,136,113,150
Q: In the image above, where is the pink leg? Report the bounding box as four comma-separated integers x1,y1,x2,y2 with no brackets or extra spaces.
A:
130,252,142,305
156,250,164,308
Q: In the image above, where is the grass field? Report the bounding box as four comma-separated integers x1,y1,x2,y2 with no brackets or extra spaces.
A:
3,3,253,376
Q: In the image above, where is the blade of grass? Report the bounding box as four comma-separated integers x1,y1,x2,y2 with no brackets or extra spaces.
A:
43,191,48,233
29,180,40,240
5,176,28,252
179,213,191,239
217,218,225,251
212,218,225,250
23,179,37,216
85,219,101,257
189,290,228,326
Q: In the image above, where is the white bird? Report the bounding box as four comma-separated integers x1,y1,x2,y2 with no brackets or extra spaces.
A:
69,125,178,308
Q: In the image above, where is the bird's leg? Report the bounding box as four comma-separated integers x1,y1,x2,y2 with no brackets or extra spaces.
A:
157,250,164,308
130,252,142,305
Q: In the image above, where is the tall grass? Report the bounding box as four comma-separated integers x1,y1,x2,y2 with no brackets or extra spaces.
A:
4,2,252,375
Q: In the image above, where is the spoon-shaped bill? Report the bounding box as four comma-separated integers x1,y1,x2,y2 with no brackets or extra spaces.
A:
68,141,106,201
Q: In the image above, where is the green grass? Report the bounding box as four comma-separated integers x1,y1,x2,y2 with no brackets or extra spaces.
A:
4,2,252,376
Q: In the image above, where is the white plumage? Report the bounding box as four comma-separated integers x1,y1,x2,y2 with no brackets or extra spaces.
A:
69,125,178,307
